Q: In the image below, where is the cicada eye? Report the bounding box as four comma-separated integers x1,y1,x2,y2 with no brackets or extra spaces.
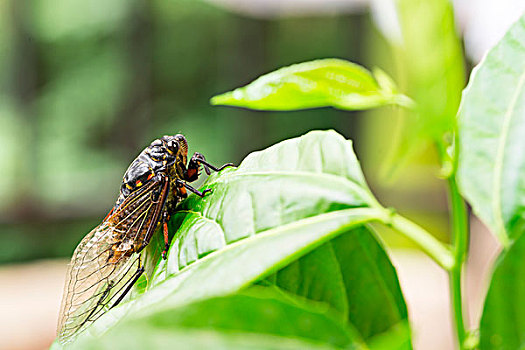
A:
167,140,179,153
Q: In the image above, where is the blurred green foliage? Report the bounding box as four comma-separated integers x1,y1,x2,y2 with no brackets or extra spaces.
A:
0,0,366,263
0,0,462,263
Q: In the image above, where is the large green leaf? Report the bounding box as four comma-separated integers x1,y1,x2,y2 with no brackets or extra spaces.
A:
70,207,382,347
266,226,409,341
211,59,412,111
74,286,367,350
479,232,525,349
155,129,380,276
457,15,525,245
76,329,338,350
56,130,409,347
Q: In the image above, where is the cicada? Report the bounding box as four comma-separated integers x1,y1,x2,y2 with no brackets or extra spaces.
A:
56,134,232,343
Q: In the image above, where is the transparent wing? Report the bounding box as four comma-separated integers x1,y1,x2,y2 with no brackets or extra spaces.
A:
57,176,169,344
57,223,143,343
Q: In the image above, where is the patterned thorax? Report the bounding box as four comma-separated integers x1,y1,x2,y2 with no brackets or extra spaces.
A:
118,135,188,204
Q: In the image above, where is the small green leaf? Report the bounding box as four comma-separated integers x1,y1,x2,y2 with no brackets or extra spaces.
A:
479,232,525,349
457,15,525,246
211,59,412,111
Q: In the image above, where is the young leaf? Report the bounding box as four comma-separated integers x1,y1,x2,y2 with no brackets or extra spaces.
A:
211,59,412,111
457,15,525,246
479,232,525,349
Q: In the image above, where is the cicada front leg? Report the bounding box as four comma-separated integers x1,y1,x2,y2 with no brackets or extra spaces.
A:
186,152,234,180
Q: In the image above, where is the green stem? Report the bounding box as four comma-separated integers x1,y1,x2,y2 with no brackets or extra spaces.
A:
447,176,469,349
381,210,455,271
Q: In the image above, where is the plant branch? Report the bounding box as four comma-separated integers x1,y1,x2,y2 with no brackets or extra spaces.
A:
447,175,469,349
379,209,455,271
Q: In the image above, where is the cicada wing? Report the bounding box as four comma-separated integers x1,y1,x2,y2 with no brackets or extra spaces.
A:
57,175,170,344
56,223,142,344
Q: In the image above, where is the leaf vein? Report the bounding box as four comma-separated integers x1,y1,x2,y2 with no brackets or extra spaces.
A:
492,64,525,246
205,170,377,207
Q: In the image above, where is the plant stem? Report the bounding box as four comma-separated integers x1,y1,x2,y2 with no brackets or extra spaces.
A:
382,210,455,271
447,176,469,349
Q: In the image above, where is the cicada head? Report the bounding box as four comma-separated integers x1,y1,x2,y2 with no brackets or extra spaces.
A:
161,134,188,178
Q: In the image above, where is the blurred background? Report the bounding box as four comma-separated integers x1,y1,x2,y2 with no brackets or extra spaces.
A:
0,0,523,349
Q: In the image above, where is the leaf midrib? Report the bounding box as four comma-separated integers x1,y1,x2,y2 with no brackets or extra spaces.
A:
161,207,386,289
204,170,378,207
492,65,525,246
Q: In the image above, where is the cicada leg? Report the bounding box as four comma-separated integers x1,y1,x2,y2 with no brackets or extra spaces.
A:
175,178,212,197
186,152,234,180
161,210,170,260
112,263,145,308
83,281,114,324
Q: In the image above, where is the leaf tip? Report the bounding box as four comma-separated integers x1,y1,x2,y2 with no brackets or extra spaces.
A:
210,91,235,106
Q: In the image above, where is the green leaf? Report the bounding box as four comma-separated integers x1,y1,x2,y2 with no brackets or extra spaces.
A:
211,59,412,111
266,227,409,341
72,208,383,346
457,15,525,246
156,129,380,275
369,0,465,173
75,328,338,350
479,232,525,349
74,286,367,350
